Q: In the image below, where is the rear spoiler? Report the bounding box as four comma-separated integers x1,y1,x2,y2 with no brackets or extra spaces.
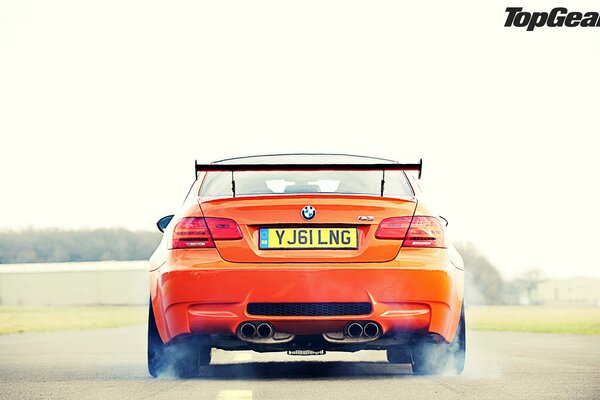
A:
194,159,422,197
195,160,422,177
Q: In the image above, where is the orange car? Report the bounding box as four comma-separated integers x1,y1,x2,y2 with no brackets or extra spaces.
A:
148,154,465,377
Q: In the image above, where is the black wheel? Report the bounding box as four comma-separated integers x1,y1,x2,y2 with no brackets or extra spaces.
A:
387,346,412,364
168,338,201,378
148,300,168,378
148,300,212,378
411,304,466,375
198,345,212,366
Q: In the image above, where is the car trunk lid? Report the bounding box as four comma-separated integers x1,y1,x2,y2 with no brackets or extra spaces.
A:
199,195,417,263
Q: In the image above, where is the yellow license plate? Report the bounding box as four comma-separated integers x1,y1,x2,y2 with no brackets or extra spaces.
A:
258,227,358,250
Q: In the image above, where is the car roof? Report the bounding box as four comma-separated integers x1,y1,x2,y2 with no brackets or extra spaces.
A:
212,153,398,165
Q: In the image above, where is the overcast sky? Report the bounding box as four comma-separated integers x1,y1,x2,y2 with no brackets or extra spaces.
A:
1,0,599,279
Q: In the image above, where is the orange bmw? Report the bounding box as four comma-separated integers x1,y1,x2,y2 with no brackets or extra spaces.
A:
148,154,465,377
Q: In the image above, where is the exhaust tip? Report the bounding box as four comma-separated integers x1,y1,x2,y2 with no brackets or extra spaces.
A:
256,323,274,338
240,323,256,339
346,322,364,338
364,322,380,338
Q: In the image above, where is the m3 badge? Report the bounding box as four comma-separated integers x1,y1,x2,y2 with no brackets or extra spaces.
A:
357,216,374,221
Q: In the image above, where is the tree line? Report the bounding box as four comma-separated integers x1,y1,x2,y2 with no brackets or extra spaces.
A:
456,242,541,305
0,228,162,264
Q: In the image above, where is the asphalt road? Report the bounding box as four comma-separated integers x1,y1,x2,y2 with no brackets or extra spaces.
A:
0,326,599,400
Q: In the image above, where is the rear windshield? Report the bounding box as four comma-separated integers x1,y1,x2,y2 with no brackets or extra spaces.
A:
199,170,413,197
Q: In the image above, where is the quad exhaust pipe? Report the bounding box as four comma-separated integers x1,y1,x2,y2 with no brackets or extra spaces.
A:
363,322,380,338
256,322,274,339
240,323,257,339
324,321,382,343
239,320,380,344
239,322,274,340
344,321,381,339
346,322,364,338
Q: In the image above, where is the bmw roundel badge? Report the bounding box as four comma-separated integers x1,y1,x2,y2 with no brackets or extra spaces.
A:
301,205,316,220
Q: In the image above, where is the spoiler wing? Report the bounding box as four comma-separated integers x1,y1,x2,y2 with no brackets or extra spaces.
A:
194,159,422,197
195,159,422,178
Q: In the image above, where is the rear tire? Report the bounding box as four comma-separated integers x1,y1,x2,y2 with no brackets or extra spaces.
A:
387,346,412,364
147,300,211,378
148,300,167,378
169,338,201,378
411,304,466,375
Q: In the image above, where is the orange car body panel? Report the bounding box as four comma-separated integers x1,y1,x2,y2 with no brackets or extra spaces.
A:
149,170,464,346
199,194,417,263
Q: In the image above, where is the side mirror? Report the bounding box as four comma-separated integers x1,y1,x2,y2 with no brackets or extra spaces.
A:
156,215,174,233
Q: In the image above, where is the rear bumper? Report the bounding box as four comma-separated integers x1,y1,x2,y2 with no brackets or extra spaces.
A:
150,248,464,344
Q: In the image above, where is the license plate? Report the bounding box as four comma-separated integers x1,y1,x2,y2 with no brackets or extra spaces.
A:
258,227,358,250
287,350,326,356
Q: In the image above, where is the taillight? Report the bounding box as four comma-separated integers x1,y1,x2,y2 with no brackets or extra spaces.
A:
171,217,215,249
375,217,412,239
205,218,242,240
170,217,242,249
375,216,446,248
403,216,446,248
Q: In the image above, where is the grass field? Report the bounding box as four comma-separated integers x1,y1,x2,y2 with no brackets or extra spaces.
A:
467,305,600,335
0,306,147,335
1,305,599,335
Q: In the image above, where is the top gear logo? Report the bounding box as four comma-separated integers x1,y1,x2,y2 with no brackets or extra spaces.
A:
505,7,600,31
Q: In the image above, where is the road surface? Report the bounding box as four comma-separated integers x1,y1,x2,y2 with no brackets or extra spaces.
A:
0,326,599,399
